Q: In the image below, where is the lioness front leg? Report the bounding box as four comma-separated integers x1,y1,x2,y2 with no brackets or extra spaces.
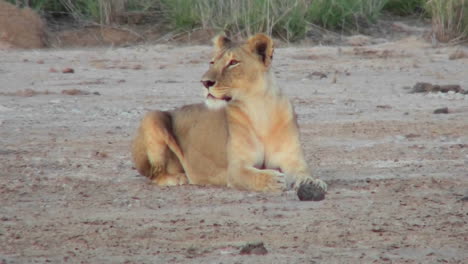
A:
226,121,286,192
267,120,327,200
274,151,327,201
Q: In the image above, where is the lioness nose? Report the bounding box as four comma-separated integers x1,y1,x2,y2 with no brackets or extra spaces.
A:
201,80,216,89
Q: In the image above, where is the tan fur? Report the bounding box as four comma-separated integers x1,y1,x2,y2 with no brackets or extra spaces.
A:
132,33,327,193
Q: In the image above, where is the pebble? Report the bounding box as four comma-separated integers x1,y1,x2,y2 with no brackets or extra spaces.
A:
433,107,449,114
297,182,326,201
239,242,268,255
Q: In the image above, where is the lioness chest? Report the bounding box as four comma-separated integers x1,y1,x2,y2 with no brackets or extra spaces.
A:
170,101,292,185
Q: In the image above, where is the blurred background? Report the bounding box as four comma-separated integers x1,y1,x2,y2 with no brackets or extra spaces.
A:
1,0,467,48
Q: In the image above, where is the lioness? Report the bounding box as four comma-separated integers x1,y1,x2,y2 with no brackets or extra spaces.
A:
132,33,327,201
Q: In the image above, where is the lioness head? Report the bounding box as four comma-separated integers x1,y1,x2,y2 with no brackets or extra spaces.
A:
201,33,275,109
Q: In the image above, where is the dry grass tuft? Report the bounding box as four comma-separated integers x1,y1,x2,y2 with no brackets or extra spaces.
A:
426,0,468,43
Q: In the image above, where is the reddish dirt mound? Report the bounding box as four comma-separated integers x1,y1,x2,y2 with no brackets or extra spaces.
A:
0,1,46,49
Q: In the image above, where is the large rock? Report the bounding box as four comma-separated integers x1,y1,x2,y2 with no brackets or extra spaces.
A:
0,1,46,49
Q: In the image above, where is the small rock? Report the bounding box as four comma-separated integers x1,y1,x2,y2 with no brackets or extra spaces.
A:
240,242,268,255
62,68,75,74
94,151,108,158
61,89,89,95
439,85,463,93
411,82,463,94
411,82,434,93
405,133,421,139
433,107,449,114
307,71,327,79
297,182,326,201
376,105,392,109
49,68,58,73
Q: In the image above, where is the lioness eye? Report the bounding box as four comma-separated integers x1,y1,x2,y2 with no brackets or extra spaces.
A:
229,59,239,66
229,60,239,66
209,61,214,65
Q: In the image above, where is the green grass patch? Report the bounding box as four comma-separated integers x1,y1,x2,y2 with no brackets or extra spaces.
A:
307,0,388,30
384,0,425,16
159,0,389,40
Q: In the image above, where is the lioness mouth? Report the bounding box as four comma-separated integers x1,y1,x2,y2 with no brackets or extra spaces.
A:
207,93,232,102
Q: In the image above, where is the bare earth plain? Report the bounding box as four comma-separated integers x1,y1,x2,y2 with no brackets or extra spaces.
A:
0,37,467,263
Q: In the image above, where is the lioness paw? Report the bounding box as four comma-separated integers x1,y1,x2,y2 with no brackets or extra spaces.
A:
154,173,188,186
297,178,327,201
256,171,286,192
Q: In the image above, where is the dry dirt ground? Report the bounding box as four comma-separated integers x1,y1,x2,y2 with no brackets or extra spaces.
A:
1,37,468,263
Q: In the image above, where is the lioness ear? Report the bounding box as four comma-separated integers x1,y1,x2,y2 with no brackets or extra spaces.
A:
246,33,274,67
212,34,232,51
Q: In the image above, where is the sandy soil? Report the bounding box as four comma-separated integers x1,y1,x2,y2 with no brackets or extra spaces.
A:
1,37,467,263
